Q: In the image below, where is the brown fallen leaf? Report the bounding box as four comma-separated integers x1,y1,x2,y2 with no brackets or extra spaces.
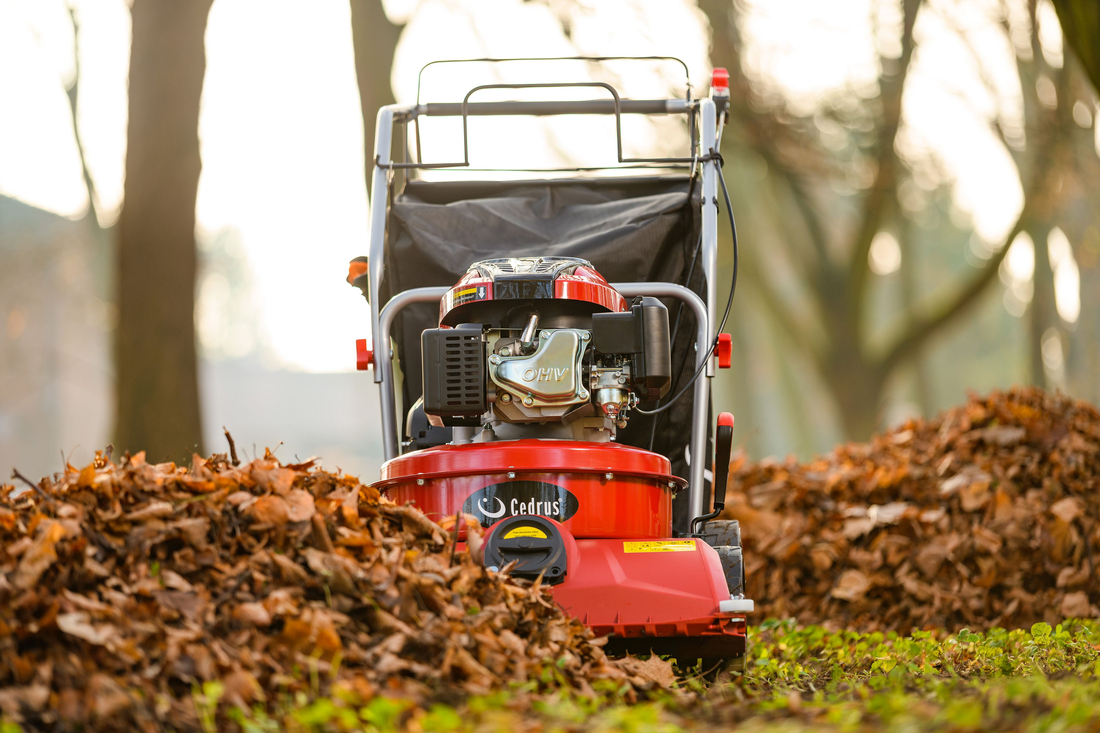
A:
831,569,871,602
233,602,272,626
12,519,68,590
615,654,676,688
56,612,119,647
723,387,1100,633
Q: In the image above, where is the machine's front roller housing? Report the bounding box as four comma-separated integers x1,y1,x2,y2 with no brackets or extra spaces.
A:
374,440,749,665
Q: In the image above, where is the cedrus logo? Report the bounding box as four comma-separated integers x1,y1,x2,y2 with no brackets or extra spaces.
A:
462,481,579,528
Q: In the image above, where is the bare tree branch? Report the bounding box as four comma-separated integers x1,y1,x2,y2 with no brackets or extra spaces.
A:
879,215,1022,375
849,0,922,335
701,0,838,316
62,4,101,227
753,139,834,274
739,248,828,374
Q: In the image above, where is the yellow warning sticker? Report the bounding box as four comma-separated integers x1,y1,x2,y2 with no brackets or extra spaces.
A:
504,526,548,540
623,540,697,553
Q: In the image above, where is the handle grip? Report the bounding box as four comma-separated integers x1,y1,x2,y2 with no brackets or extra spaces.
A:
690,412,734,535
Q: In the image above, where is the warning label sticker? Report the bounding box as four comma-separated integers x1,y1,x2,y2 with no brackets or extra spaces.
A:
623,540,697,553
503,526,548,540
447,284,490,309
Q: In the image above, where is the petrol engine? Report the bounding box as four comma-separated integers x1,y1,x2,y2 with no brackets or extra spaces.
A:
414,256,671,445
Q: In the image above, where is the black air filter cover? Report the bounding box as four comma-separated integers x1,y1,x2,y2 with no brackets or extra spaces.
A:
421,324,486,426
591,296,671,401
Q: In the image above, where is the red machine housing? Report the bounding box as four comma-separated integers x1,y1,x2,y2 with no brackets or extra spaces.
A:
379,440,681,538
377,439,747,659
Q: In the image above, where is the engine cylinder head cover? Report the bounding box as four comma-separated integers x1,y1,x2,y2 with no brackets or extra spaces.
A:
483,515,568,585
440,256,627,328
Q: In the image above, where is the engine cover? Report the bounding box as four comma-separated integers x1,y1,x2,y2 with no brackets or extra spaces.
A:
489,329,588,409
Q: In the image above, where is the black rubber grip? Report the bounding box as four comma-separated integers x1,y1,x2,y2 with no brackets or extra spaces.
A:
712,421,734,514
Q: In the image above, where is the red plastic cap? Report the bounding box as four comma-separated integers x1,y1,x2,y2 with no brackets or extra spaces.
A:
718,412,735,429
356,338,373,370
714,332,732,368
711,67,730,91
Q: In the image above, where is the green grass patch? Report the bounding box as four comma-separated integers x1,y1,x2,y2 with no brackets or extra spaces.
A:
6,621,1097,732
711,618,1100,732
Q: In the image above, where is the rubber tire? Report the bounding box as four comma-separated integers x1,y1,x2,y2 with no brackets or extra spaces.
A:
703,519,741,548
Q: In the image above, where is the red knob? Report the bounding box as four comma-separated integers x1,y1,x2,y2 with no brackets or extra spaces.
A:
714,333,732,369
356,338,373,370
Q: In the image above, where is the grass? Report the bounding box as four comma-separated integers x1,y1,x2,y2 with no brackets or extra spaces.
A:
5,621,1099,732
231,619,1100,732
712,618,1100,732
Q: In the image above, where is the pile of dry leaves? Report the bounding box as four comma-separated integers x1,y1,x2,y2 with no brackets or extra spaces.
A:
0,446,666,731
723,387,1100,632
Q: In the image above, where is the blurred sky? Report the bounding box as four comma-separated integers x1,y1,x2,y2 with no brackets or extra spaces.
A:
0,0,1094,372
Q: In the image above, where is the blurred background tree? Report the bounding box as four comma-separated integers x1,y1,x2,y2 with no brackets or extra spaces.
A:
1051,0,1099,90
350,0,403,183
698,0,1097,439
114,0,213,461
3,0,1098,478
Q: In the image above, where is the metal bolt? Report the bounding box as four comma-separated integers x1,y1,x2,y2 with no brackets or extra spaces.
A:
579,390,588,399
500,392,512,403
488,354,500,364
500,346,511,356
581,332,590,340
605,472,614,480
523,395,534,407
417,478,425,486
540,331,549,339
617,375,627,384
507,472,516,479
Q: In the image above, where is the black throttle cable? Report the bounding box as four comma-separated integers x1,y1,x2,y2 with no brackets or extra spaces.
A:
635,153,739,416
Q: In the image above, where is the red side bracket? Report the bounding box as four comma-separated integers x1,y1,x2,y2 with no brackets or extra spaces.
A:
356,338,373,370
714,333,732,368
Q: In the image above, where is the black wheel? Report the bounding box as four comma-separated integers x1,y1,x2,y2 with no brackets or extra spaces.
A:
702,519,741,548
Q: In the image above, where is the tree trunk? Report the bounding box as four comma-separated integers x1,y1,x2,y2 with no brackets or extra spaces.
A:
349,0,403,176
1028,223,1056,388
115,0,213,462
1071,226,1100,403
825,357,886,441
1050,0,1100,92
899,221,932,414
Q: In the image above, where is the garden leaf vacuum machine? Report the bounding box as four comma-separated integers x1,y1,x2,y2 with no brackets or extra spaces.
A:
348,58,753,669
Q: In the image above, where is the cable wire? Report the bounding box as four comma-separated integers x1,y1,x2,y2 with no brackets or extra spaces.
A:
646,230,703,450
634,154,738,416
